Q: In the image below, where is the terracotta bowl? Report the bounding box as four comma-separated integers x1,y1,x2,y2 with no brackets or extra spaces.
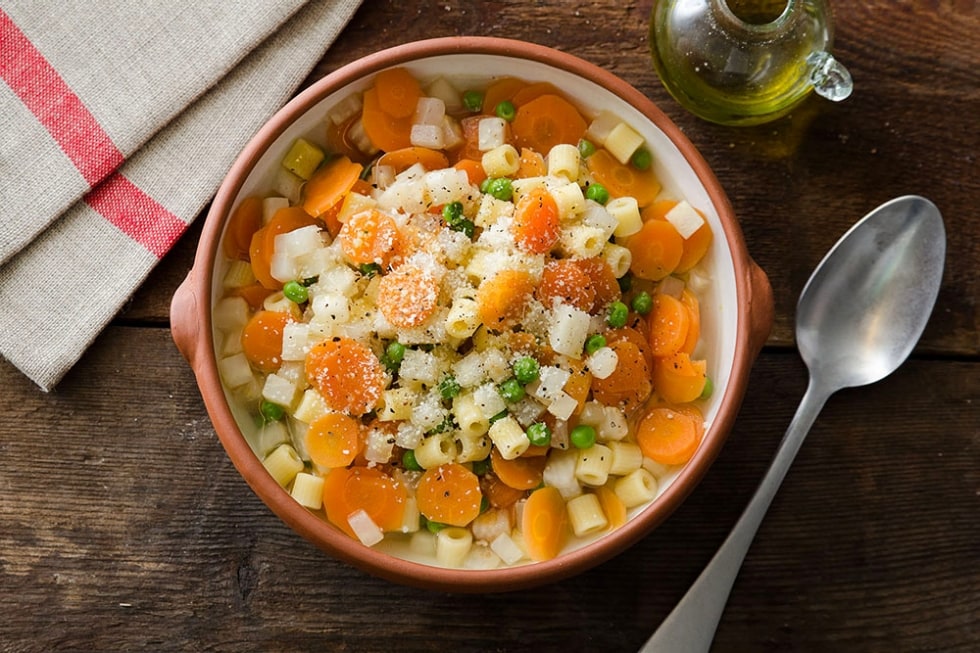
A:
171,36,773,592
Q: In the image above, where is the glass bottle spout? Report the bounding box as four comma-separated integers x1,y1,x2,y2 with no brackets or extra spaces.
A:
807,51,852,102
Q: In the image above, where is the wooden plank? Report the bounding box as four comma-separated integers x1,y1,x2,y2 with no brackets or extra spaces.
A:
1,327,976,651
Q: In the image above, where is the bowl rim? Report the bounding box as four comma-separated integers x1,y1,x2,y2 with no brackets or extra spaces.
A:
183,36,759,592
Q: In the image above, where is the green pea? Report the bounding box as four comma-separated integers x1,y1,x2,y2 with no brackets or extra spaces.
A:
631,147,652,171
442,200,464,226
480,496,491,513
402,449,423,472
631,291,653,315
498,378,526,403
259,400,284,422
577,138,596,159
700,376,714,399
570,424,597,449
526,422,552,447
454,218,476,239
386,341,406,365
585,182,610,205
463,90,483,112
495,100,516,121
606,301,629,328
282,280,308,304
426,519,448,534
584,333,607,355
438,375,461,400
484,177,513,201
512,356,540,385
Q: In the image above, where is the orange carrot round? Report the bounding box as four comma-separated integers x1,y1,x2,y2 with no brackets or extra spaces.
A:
240,310,291,373
511,94,588,155
223,196,263,261
570,257,622,313
511,81,562,107
376,264,440,328
302,155,363,218
590,339,652,414
521,486,568,561
416,463,483,527
490,447,546,491
378,146,449,174
322,466,407,538
480,472,526,509
477,269,536,332
636,406,702,465
373,67,422,119
594,486,628,530
586,149,661,207
626,219,684,281
651,352,707,404
337,209,401,269
675,219,714,273
481,77,525,114
306,412,364,469
305,337,387,416
679,289,701,354
453,158,487,186
647,293,692,357
512,187,561,254
360,86,413,152
536,259,595,311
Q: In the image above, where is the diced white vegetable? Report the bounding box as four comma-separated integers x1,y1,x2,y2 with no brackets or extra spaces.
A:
292,388,329,423
548,303,591,358
547,391,579,421
581,200,619,240
665,200,706,238
413,96,446,126
249,420,289,457
423,168,471,205
326,92,363,125
477,117,507,151
588,346,619,380
363,425,396,464
262,372,299,408
585,110,621,146
529,365,572,403
212,296,249,331
490,532,525,565
464,544,503,570
410,123,445,149
542,448,582,500
424,76,463,113
348,509,384,547
218,353,254,388
399,349,441,385
473,383,507,420
262,196,290,223
280,322,313,361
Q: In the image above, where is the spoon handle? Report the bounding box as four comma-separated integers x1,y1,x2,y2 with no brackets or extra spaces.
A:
639,378,832,653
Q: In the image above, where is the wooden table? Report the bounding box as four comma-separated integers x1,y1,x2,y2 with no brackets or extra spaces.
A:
2,1,977,651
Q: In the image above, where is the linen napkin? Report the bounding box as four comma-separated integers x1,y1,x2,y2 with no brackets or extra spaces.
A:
0,0,363,391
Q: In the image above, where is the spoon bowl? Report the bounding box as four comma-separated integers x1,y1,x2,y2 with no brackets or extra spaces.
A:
641,195,945,652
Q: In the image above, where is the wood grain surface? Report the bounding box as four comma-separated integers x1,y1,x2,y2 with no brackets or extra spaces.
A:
2,1,977,652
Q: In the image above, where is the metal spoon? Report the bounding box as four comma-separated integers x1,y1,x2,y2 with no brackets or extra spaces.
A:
641,195,946,652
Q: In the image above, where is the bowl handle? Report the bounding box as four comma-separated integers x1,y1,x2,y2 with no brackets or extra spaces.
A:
170,271,202,367
746,258,774,357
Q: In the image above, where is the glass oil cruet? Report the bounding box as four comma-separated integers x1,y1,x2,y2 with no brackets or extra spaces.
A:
649,0,852,126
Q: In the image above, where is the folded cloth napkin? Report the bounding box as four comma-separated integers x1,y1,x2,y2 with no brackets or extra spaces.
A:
0,0,363,390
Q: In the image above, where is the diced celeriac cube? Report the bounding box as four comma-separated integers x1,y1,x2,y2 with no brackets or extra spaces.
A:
414,96,446,126
547,391,579,421
399,349,441,385
490,532,525,565
348,509,384,547
292,388,330,423
410,123,445,149
212,296,250,331
218,353,254,388
529,365,572,403
473,383,507,420
548,303,591,358
665,200,706,238
585,110,621,146
280,322,312,361
587,346,619,379
262,372,300,408
423,168,471,206
478,117,507,151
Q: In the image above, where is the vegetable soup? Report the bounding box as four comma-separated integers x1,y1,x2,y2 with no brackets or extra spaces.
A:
213,68,715,568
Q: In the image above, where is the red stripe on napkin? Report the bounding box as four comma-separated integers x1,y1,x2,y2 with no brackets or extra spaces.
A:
85,174,187,258
0,9,124,186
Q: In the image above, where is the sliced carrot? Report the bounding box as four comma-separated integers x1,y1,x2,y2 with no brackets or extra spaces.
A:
302,155,363,218
378,146,449,174
625,219,684,281
306,412,364,469
522,486,568,561
305,337,387,416
651,352,707,404
647,293,692,357
249,206,319,289
516,147,547,178
590,339,652,414
480,472,526,509
512,187,561,254
416,463,483,527
594,486,628,530
639,199,678,223
679,289,701,354
223,196,263,260
376,263,440,328
361,86,413,152
586,149,662,207
477,269,537,332
325,112,367,161
322,466,408,538
373,67,422,118
337,209,401,268
636,406,701,465
318,196,345,239
564,357,592,416
511,94,588,155
675,219,714,273
481,77,526,114
231,282,274,311
536,258,596,311
490,447,546,491
453,158,487,186
570,257,622,313
240,310,291,373
605,325,654,373
511,81,562,107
